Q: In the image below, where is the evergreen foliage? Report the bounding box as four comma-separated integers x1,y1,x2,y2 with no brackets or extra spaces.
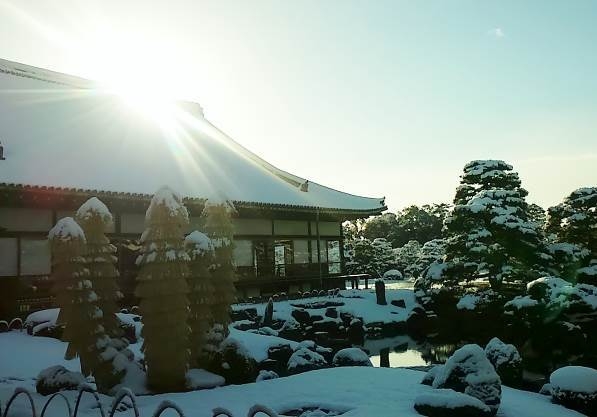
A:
49,217,127,392
135,186,190,392
75,197,122,338
201,200,236,343
394,240,422,277
356,204,449,247
416,238,446,275
442,160,547,289
184,230,215,368
547,187,597,284
346,237,395,277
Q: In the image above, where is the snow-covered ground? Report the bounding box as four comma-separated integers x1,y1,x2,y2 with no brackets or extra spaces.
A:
234,287,417,327
0,356,583,417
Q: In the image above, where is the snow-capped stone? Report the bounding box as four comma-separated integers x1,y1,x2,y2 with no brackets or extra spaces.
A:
256,370,279,382
48,217,86,242
457,294,481,310
185,368,225,390
332,348,372,367
36,365,85,395
433,344,501,415
484,338,522,386
287,347,328,375
414,389,492,417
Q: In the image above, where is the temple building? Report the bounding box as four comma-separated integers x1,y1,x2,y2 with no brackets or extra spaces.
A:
0,58,386,314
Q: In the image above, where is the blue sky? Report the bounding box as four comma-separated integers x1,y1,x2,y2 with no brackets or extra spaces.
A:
1,0,596,211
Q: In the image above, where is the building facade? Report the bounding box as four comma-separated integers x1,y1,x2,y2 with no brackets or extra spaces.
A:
0,58,386,316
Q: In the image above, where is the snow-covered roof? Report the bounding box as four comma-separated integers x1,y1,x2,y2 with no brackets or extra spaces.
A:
0,58,385,215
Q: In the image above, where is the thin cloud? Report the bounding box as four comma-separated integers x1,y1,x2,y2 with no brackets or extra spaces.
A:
488,27,505,38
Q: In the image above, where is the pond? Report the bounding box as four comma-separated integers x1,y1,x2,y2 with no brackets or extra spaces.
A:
360,334,461,368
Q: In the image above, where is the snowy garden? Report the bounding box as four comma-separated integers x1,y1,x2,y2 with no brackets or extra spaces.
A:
1,159,597,417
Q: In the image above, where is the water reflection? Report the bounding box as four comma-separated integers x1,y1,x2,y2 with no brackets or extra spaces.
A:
362,335,460,368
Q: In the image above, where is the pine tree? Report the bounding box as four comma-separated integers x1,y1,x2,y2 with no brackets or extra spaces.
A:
394,240,422,277
346,237,395,276
135,187,190,392
546,187,597,284
442,160,547,290
415,238,446,275
201,200,236,345
75,197,122,338
184,230,215,368
49,217,127,392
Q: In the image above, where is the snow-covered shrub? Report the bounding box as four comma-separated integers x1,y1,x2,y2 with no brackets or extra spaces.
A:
135,187,191,392
287,347,328,375
416,239,447,277
50,217,131,392
394,240,422,277
414,389,492,417
383,269,403,280
432,344,501,415
75,197,122,338
185,230,215,368
332,348,372,367
547,187,597,285
484,337,522,387
346,237,395,277
421,365,444,385
36,365,85,395
526,276,597,314
549,366,597,415
220,338,259,384
256,370,279,382
202,199,236,339
0,320,8,332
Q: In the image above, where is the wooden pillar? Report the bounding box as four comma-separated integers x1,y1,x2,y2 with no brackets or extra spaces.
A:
316,209,322,289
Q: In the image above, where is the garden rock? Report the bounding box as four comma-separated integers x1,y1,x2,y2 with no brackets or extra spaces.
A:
287,347,328,375
484,337,522,387
414,389,493,417
432,344,501,415
332,348,372,367
36,365,85,395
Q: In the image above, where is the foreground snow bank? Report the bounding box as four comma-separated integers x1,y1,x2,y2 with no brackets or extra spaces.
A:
0,367,583,417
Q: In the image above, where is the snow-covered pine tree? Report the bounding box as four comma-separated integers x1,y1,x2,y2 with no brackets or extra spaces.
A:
49,217,128,392
546,187,597,284
442,160,547,290
346,237,395,277
415,238,446,275
135,187,190,392
201,200,236,348
184,230,215,368
75,197,122,338
394,240,422,277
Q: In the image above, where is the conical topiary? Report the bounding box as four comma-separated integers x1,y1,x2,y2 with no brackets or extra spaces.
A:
135,186,191,392
201,200,236,344
184,230,216,368
49,217,128,392
75,197,122,338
